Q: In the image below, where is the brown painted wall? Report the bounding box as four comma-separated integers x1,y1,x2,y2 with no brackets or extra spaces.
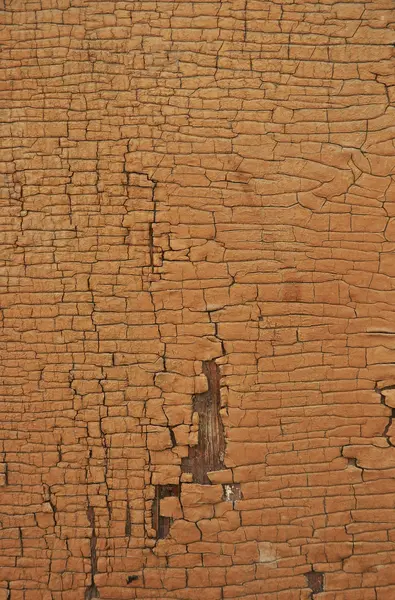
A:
1,1,395,599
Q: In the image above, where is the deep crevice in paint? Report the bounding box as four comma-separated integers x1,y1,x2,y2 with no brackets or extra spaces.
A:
153,484,180,540
85,505,99,600
181,360,225,484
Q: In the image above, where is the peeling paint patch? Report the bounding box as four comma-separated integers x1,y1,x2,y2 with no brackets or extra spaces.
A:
306,571,324,595
152,484,180,539
223,483,242,502
258,542,277,563
181,361,225,484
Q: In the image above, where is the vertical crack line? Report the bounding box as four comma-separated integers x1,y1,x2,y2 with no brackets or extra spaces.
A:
99,414,111,516
181,360,226,484
125,501,131,537
18,527,23,557
169,427,176,448
4,458,8,485
376,384,395,447
243,0,247,42
149,177,158,269
98,375,111,519
85,505,99,600
151,485,160,539
148,221,154,267
124,171,158,269
48,486,57,526
383,408,395,447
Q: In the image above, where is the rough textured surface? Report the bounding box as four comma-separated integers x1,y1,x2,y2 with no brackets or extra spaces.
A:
1,0,395,598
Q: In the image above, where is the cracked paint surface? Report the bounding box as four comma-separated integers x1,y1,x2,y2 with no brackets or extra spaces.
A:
0,0,395,599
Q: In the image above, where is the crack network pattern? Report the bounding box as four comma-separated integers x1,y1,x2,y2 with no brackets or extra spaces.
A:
1,0,395,599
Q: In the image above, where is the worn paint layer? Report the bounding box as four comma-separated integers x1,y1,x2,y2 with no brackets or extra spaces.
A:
1,0,395,599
